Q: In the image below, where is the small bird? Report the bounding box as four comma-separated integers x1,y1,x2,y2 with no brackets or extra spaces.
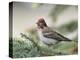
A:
36,17,72,45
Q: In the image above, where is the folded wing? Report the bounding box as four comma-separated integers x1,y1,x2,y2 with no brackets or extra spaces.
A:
42,27,72,41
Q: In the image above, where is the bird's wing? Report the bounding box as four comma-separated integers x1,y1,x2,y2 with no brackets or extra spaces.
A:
42,27,71,41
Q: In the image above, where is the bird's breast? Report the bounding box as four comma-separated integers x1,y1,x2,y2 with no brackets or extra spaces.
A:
38,30,57,45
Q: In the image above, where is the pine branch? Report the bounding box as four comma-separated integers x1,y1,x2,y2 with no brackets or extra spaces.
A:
20,33,40,51
20,33,77,56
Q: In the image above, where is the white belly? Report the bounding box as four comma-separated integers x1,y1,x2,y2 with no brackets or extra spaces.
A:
38,31,57,45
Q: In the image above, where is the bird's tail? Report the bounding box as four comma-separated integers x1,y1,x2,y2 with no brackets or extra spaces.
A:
63,37,77,42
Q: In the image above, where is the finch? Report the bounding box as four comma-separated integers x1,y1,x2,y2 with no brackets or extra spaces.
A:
36,17,72,45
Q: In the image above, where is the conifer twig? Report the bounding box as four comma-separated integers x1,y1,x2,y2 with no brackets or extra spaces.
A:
20,33,40,51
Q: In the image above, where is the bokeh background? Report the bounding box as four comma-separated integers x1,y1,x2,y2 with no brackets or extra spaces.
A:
13,2,78,40
10,2,78,58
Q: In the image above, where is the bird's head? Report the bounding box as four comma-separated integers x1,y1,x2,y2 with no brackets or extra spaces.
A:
36,17,47,29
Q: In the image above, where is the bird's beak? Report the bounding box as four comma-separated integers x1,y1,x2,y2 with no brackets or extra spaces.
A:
36,22,38,25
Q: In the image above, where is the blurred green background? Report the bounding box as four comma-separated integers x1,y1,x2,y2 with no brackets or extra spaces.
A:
9,2,78,58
